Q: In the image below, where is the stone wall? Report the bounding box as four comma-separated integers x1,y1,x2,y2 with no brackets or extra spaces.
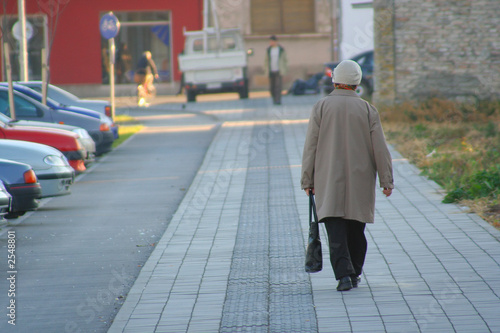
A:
373,0,500,105
214,0,331,90
214,0,250,33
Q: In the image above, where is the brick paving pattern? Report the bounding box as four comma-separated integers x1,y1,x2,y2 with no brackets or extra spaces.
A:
109,94,500,333
220,125,317,332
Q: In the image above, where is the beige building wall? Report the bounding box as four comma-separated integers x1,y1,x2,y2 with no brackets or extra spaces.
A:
214,0,333,90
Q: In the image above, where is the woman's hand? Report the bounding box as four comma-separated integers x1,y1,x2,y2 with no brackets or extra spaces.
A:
383,188,393,197
305,188,315,196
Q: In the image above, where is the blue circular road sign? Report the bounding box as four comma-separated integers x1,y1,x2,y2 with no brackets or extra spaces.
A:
100,12,120,39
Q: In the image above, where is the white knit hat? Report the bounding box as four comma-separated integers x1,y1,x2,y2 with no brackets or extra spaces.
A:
333,60,362,85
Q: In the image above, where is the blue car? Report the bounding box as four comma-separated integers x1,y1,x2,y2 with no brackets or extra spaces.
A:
17,81,119,139
0,159,42,218
0,83,118,139
0,86,114,155
6,83,119,140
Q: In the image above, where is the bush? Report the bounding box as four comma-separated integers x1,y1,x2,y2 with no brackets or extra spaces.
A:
443,166,500,203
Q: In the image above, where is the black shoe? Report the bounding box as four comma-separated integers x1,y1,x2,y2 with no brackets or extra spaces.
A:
337,276,353,291
351,276,361,288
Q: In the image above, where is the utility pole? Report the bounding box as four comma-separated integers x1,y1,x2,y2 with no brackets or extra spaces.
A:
330,0,340,62
17,0,28,81
99,12,120,120
3,43,16,120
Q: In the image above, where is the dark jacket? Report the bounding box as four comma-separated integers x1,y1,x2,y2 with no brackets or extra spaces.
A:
136,55,158,76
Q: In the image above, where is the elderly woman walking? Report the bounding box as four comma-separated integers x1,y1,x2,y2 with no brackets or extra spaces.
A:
301,60,394,291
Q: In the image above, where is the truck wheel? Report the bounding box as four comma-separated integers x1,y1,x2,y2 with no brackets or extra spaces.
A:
187,90,196,102
239,83,249,99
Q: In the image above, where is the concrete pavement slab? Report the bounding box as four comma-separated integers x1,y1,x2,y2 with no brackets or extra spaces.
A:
108,94,500,333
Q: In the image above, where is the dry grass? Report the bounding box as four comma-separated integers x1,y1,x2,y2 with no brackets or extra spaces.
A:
380,98,500,229
460,198,500,229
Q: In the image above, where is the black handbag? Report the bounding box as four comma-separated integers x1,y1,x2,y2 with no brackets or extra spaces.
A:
305,192,322,273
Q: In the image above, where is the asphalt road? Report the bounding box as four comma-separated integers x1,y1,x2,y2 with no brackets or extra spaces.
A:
0,104,219,332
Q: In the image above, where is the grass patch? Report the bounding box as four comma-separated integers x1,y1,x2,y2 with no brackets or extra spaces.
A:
381,98,500,227
111,114,143,148
114,114,137,123
112,123,143,148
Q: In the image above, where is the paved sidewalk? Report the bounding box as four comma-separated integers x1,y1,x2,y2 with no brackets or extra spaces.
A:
109,94,500,333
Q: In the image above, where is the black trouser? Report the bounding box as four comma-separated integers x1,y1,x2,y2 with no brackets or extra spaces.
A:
323,217,367,280
269,72,282,104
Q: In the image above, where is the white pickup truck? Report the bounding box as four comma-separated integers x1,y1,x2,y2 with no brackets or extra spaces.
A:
178,28,249,102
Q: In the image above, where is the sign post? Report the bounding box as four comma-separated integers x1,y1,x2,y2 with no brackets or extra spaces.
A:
3,43,16,120
15,0,29,81
41,48,48,105
100,12,120,120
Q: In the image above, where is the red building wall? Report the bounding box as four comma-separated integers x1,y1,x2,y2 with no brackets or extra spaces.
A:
1,0,202,84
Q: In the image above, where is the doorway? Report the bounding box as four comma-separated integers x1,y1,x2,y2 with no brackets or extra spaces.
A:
101,11,172,84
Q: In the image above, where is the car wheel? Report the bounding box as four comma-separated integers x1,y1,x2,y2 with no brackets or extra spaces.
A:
5,211,25,219
355,82,370,99
239,82,249,99
187,90,196,102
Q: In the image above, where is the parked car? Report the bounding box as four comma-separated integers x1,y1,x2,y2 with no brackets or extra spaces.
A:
0,117,87,172
0,158,42,218
320,50,374,98
8,82,119,139
0,140,74,198
0,86,114,155
0,180,12,220
19,81,112,116
0,112,95,165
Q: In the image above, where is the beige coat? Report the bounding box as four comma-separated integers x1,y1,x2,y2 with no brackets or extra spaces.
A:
264,45,288,76
301,89,394,223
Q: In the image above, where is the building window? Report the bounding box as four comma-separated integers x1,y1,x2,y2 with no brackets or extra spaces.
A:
192,36,237,53
250,0,315,35
351,1,373,9
1,15,47,81
101,11,172,84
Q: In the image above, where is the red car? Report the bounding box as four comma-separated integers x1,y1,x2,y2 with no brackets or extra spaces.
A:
0,121,87,172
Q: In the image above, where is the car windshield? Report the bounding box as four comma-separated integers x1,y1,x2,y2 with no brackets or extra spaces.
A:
20,83,78,106
0,89,52,118
0,93,15,121
15,86,64,108
0,111,12,125
46,95,65,108
192,35,239,53
353,52,373,67
48,84,80,102
0,112,12,122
